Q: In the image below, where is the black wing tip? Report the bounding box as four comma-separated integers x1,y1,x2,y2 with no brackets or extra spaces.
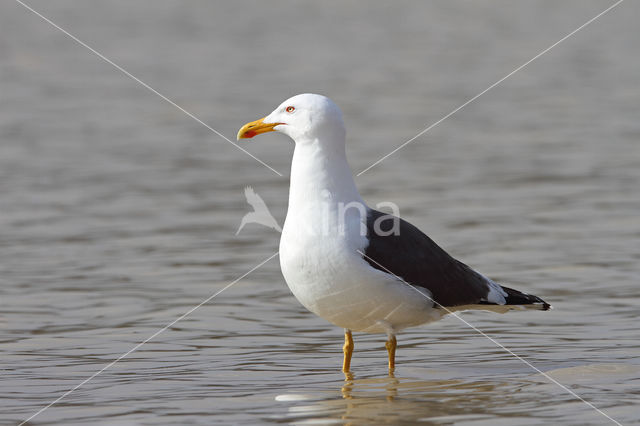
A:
526,296,552,311
524,295,552,311
478,300,551,311
500,286,551,311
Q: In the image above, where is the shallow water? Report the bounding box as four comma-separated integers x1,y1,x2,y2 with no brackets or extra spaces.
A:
1,1,639,424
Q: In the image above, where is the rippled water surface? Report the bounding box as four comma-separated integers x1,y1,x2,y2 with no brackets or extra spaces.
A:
1,1,639,424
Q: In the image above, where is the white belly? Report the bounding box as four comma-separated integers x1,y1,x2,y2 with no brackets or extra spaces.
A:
279,224,443,333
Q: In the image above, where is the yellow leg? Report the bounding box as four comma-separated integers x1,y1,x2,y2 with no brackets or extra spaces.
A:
342,329,354,373
385,335,397,372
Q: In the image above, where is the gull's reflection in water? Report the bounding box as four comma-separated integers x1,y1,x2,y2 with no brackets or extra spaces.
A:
341,371,399,402
276,373,507,425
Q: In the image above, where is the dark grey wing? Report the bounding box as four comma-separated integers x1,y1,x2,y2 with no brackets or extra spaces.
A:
363,209,492,307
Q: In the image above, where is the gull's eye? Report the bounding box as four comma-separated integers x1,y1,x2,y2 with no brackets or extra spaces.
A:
286,106,295,113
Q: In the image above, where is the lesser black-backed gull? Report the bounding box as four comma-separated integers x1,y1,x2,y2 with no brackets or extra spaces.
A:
237,93,550,373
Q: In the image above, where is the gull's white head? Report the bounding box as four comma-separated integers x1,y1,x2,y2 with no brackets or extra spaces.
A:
237,94,345,144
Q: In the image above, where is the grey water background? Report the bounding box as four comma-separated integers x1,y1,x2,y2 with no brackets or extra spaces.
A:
1,0,639,424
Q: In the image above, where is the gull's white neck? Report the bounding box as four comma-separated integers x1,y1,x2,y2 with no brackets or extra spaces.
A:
287,136,363,215
281,132,368,263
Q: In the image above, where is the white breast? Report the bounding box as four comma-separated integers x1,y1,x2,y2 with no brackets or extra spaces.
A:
279,142,442,333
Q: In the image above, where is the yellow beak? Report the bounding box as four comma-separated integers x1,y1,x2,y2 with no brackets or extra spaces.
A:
236,117,282,140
